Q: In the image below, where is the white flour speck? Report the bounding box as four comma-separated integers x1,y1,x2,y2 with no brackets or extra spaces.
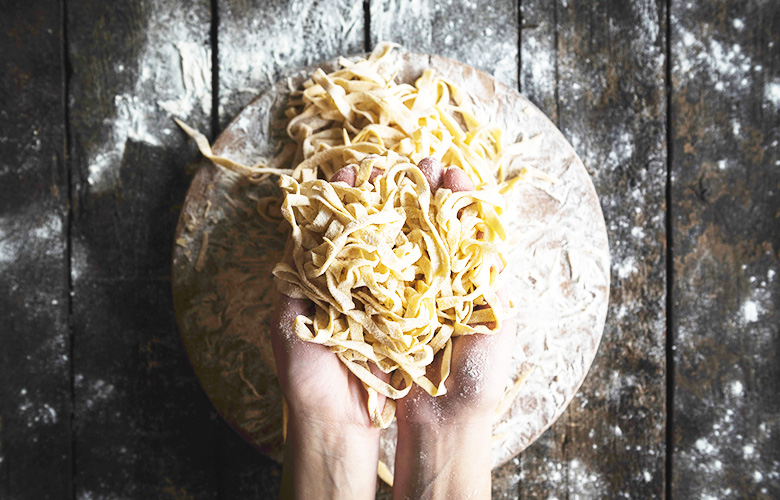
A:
742,300,759,322
732,119,741,136
743,444,755,458
695,438,714,454
731,380,744,396
765,82,780,107
732,19,744,30
615,257,637,279
643,470,652,482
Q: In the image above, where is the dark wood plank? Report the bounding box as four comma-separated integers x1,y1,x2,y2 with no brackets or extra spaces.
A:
214,1,365,495
0,2,71,498
515,2,568,499
217,0,365,129
371,0,519,89
671,1,780,498
371,2,519,498
555,1,668,498
66,0,220,497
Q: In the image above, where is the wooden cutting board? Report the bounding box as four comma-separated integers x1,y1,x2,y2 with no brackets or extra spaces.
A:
172,50,610,478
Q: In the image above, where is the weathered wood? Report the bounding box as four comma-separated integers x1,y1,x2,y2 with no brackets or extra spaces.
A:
66,0,219,496
217,0,365,129
215,422,281,499
370,0,519,89
515,2,567,499
530,0,669,498
213,1,365,492
0,1,70,498
670,1,780,498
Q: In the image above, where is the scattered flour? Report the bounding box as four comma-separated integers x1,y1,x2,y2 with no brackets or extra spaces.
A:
218,1,363,122
567,458,606,499
0,221,18,268
673,21,754,92
17,391,59,427
615,257,638,279
765,81,780,107
0,213,64,270
521,35,556,99
86,4,211,192
75,374,116,410
742,300,759,323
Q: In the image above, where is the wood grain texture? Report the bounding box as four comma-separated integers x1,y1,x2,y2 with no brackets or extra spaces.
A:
66,0,219,496
213,1,364,493
2,0,779,497
370,0,519,89
670,1,780,498
514,2,566,498
531,0,669,498
0,1,71,497
217,0,365,129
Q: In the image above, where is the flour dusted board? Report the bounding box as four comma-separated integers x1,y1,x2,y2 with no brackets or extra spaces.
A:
671,0,780,497
66,0,219,496
173,49,609,481
548,1,669,499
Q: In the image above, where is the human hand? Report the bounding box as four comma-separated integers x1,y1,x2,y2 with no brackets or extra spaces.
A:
392,160,517,500
270,169,388,500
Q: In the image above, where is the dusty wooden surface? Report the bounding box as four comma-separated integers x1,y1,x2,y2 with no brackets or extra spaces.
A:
1,1,778,499
670,1,780,498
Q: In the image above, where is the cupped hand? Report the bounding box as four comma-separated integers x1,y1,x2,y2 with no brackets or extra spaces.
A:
395,162,517,427
271,294,382,428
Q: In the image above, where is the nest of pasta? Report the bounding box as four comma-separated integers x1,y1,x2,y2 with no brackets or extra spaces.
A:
271,44,525,428
177,43,527,428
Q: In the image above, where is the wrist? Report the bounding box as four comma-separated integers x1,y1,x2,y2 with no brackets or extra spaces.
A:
280,413,380,500
393,418,493,500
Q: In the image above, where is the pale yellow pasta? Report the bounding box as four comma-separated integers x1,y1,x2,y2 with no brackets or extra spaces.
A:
178,43,530,429
269,43,526,428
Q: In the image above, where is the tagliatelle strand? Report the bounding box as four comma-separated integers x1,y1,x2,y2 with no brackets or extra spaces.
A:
176,43,534,432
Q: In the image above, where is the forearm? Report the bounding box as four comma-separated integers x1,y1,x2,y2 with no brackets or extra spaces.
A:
392,419,492,500
280,415,380,500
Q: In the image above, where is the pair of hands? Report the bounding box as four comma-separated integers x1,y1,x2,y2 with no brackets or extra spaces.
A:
270,159,516,500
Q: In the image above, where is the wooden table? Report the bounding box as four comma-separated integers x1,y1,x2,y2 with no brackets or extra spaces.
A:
1,1,777,498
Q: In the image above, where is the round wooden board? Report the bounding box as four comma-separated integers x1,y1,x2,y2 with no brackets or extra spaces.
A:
172,51,610,477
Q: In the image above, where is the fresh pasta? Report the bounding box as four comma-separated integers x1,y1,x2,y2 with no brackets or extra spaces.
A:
178,42,529,429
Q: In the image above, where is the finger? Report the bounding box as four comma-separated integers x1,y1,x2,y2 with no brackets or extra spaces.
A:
330,165,385,185
329,165,357,185
417,156,443,193
442,166,475,192
368,166,384,183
